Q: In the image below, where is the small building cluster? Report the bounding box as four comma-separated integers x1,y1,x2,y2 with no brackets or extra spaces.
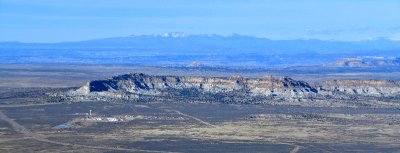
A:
82,109,122,122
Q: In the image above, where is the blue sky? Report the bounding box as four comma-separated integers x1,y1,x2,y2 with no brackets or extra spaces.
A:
0,0,400,42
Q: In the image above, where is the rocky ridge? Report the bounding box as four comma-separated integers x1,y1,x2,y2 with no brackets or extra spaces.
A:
327,57,400,67
67,73,400,105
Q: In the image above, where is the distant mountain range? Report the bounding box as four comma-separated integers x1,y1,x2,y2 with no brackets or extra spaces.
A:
1,33,400,67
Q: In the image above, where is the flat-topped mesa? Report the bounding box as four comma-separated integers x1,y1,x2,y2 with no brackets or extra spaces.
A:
69,73,400,102
319,80,400,97
70,73,318,101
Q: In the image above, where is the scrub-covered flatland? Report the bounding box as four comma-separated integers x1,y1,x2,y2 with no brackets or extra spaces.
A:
0,100,400,153
1,66,400,152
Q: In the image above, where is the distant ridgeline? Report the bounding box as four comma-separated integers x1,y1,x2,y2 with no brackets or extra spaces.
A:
64,73,400,105
1,33,400,67
327,56,400,67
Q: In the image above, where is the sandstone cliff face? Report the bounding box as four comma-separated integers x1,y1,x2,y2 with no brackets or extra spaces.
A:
70,73,400,102
319,80,400,97
71,73,317,101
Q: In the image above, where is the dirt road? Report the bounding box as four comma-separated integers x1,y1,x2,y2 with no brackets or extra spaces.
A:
0,110,172,153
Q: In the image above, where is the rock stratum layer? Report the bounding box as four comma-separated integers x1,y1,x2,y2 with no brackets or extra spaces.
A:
68,73,400,105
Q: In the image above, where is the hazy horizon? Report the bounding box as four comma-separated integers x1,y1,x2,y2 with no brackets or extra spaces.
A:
1,0,399,43
2,32,400,44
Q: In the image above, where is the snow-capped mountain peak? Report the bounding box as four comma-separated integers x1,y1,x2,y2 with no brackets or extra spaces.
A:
161,32,187,38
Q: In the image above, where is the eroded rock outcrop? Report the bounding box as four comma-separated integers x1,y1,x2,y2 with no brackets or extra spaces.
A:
68,73,400,103
69,73,317,101
319,80,400,97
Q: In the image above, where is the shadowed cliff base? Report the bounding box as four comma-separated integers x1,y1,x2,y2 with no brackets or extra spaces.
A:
58,73,400,108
